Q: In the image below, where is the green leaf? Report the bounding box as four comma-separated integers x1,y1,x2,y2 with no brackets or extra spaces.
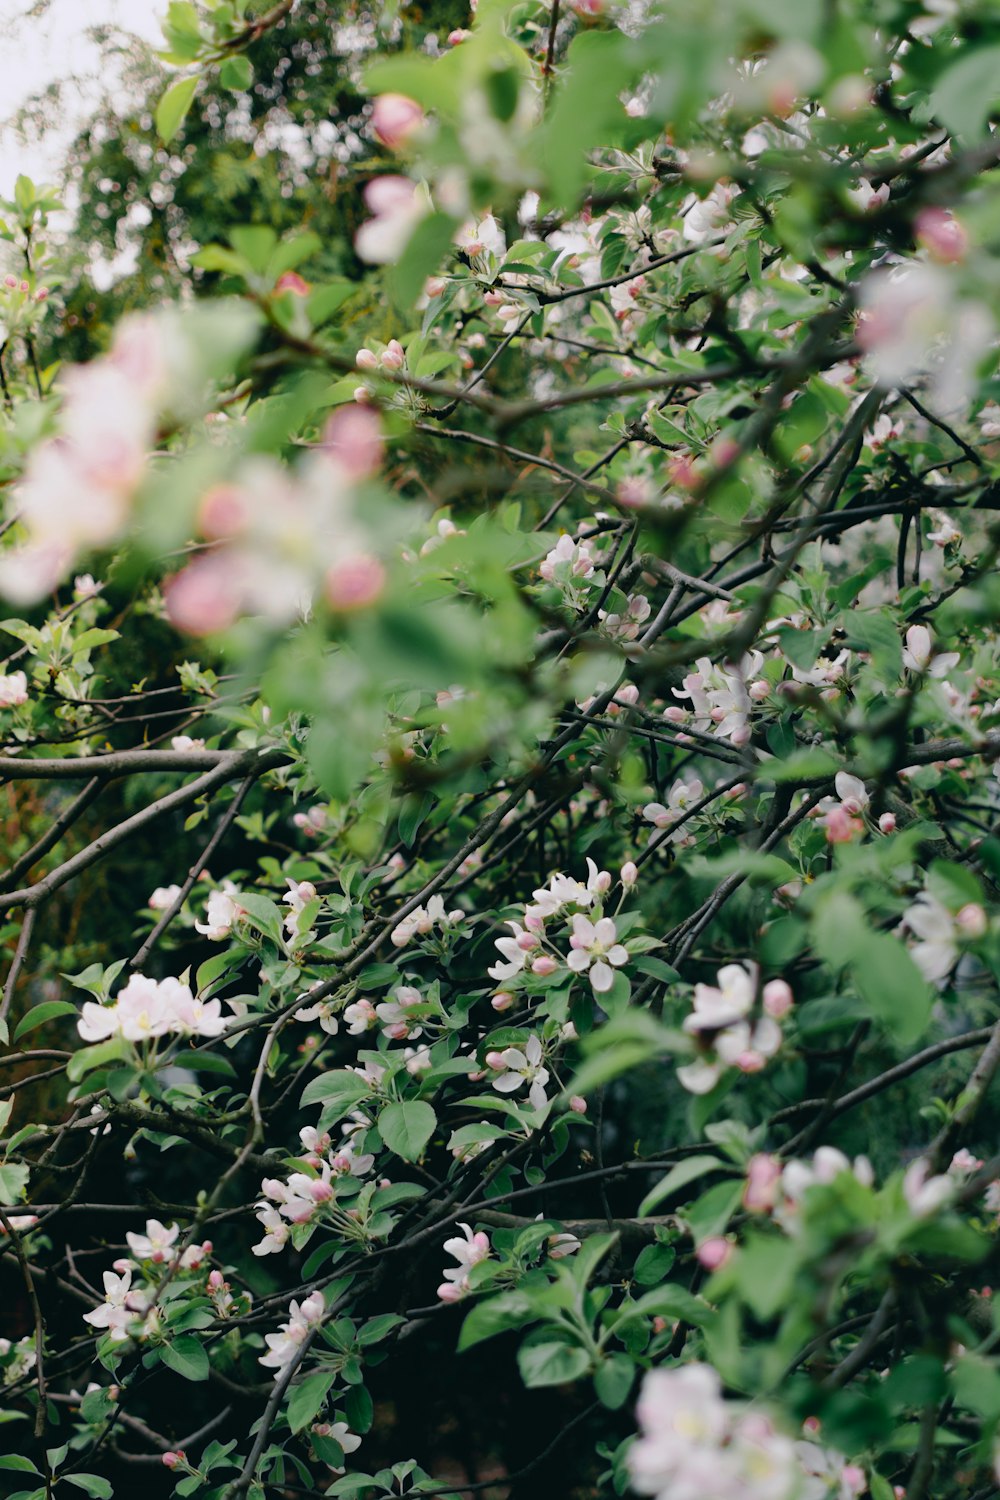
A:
300,1070,374,1114
0,1457,39,1474
233,892,284,944
639,1155,726,1217
458,1292,538,1351
930,45,1000,141
682,1180,744,1245
67,1036,130,1084
390,212,457,310
63,1478,114,1499
156,76,199,143
594,1353,634,1410
191,244,248,276
230,225,277,273
378,1100,436,1162
12,1001,78,1043
633,1242,677,1286
160,1334,209,1382
542,31,631,206
843,610,903,681
611,1285,715,1332
0,1163,30,1206
517,1338,591,1388
219,54,253,91
812,890,932,1046
288,1369,335,1434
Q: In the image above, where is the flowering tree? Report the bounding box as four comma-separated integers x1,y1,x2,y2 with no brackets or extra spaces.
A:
3,0,1000,1496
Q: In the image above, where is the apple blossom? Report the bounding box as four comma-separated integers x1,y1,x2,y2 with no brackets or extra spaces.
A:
0,672,28,708
371,94,425,151
565,913,629,993
437,1222,491,1301
491,1034,550,1110
259,1290,326,1373
355,176,426,264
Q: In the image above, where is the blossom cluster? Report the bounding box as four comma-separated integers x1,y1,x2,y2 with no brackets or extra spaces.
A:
83,1219,216,1345
628,1364,863,1500
678,965,792,1095
253,1120,376,1256
488,858,637,997
77,973,228,1044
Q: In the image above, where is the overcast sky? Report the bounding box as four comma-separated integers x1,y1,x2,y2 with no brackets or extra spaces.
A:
0,0,163,199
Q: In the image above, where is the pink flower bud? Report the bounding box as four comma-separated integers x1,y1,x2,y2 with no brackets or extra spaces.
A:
353,385,373,404
878,812,896,834
447,27,472,43
2,274,16,289
663,706,687,724
710,436,741,469
531,954,558,976
762,979,793,1019
485,1051,506,1070
736,1049,766,1073
668,453,699,491
491,992,514,1011
199,482,250,539
591,868,612,894
322,404,383,480
956,902,987,938
356,348,379,371
620,861,638,889
516,930,538,951
824,805,860,844
744,1153,781,1213
483,290,504,306
35,286,49,302
382,338,405,370
569,1095,587,1114
696,1236,733,1271
371,94,425,151
162,1451,184,1468
616,476,650,509
208,1269,225,1290
840,1465,866,1497
164,555,242,636
748,680,770,702
18,280,28,294
275,270,309,297
324,554,386,613
425,277,446,297
916,207,968,264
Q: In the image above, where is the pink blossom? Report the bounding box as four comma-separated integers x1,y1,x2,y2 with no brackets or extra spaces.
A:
371,94,425,151
325,402,383,477
325,554,386,612
744,1154,782,1213
0,671,28,708
762,980,793,1019
916,208,968,264
696,1237,733,1270
275,271,310,297
165,555,243,636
